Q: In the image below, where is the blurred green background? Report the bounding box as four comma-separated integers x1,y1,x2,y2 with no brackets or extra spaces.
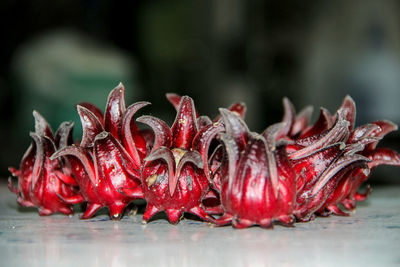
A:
1,0,399,184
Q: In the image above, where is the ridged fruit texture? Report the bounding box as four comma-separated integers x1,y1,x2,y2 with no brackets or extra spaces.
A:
8,83,400,228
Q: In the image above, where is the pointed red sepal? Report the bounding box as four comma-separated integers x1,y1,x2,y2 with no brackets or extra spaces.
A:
228,102,247,119
121,101,151,166
171,96,198,150
219,108,250,151
137,115,172,153
81,203,102,219
213,102,247,122
197,116,212,129
214,213,234,226
51,145,97,186
219,134,240,193
311,154,368,196
165,93,182,111
281,98,313,137
77,105,105,147
176,151,204,178
78,102,104,123
354,185,372,201
291,106,313,136
289,112,349,160
282,97,295,129
192,122,225,180
366,120,398,150
104,82,126,139
189,206,216,223
54,121,74,149
348,123,381,145
166,93,201,117
327,204,349,216
118,187,144,199
336,95,356,130
57,193,85,204
33,110,54,139
263,122,293,198
165,209,183,224
16,142,36,180
54,170,78,186
365,148,400,169
29,133,45,190
8,167,21,177
299,108,332,138
142,204,160,223
144,147,176,196
8,176,19,194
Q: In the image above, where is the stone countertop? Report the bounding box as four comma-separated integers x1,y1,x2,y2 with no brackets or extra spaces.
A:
1,182,399,267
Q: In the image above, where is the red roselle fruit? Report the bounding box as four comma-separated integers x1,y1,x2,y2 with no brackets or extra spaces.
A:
8,111,78,215
287,111,369,221
165,93,247,215
326,98,400,214
213,109,297,228
52,83,149,220
211,99,398,228
122,95,216,224
282,96,400,219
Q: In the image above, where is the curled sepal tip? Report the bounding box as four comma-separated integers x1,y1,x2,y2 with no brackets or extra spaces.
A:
176,151,204,179
219,108,249,150
144,147,176,196
121,101,151,166
338,95,356,130
28,132,45,189
33,110,53,139
137,115,172,152
51,145,97,186
166,93,182,111
54,121,74,149
78,102,104,123
77,105,105,148
192,122,225,180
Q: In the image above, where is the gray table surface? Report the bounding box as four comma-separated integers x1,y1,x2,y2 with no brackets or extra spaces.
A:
1,182,399,267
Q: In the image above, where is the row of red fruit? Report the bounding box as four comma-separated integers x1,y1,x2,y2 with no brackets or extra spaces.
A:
8,83,400,228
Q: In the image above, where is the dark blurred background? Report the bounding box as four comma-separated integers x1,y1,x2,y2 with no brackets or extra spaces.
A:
1,0,399,184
